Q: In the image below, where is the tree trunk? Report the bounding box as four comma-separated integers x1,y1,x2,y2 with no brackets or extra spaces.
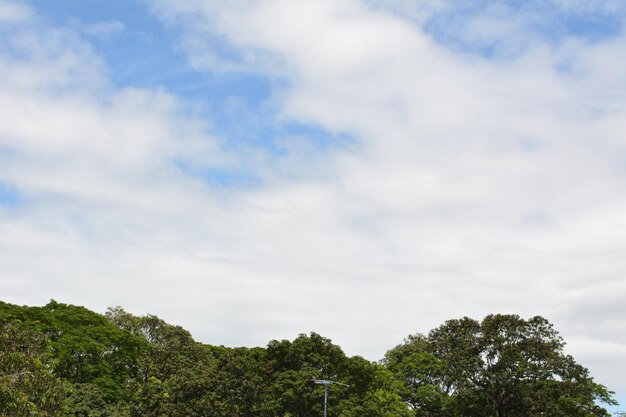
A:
497,402,506,417
494,395,506,417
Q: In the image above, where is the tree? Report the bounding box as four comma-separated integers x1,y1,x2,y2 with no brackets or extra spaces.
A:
105,307,216,417
257,332,410,417
383,334,451,416
335,356,411,417
386,314,617,417
0,300,148,404
0,322,65,417
201,345,268,417
62,382,130,417
258,332,348,417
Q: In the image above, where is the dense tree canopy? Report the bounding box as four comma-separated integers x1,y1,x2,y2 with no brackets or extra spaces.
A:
0,322,65,417
0,300,148,403
384,314,617,417
0,301,618,417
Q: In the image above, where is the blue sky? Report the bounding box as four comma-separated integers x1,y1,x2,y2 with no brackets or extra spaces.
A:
30,0,346,162
1,0,626,411
0,181,20,206
28,0,625,156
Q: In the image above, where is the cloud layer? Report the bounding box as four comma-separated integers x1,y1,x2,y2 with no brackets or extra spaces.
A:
1,0,625,404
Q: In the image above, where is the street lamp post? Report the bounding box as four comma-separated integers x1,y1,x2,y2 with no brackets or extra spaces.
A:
312,379,348,417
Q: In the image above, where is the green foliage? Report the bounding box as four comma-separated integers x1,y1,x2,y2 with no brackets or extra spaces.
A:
259,333,349,417
0,302,617,417
62,382,130,417
202,345,268,417
335,360,411,417
105,307,216,417
385,314,617,417
0,300,148,406
383,334,450,416
0,322,65,417
126,376,169,417
258,332,410,417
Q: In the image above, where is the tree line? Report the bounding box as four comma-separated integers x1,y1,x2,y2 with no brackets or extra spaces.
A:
0,300,618,417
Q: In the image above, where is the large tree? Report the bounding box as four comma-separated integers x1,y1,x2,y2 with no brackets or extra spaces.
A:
0,322,65,417
259,332,409,417
382,334,450,416
0,300,148,404
105,307,215,417
385,314,616,417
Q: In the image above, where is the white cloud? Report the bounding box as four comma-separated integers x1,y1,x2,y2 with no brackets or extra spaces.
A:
148,0,626,393
0,27,106,92
1,0,625,404
0,0,32,23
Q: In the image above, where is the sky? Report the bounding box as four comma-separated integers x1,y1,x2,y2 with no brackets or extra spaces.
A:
1,0,625,410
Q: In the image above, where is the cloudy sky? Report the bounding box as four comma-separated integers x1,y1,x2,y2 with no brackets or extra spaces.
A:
1,0,625,408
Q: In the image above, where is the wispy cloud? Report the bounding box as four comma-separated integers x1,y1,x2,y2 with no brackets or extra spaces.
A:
0,0,32,23
68,18,126,40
